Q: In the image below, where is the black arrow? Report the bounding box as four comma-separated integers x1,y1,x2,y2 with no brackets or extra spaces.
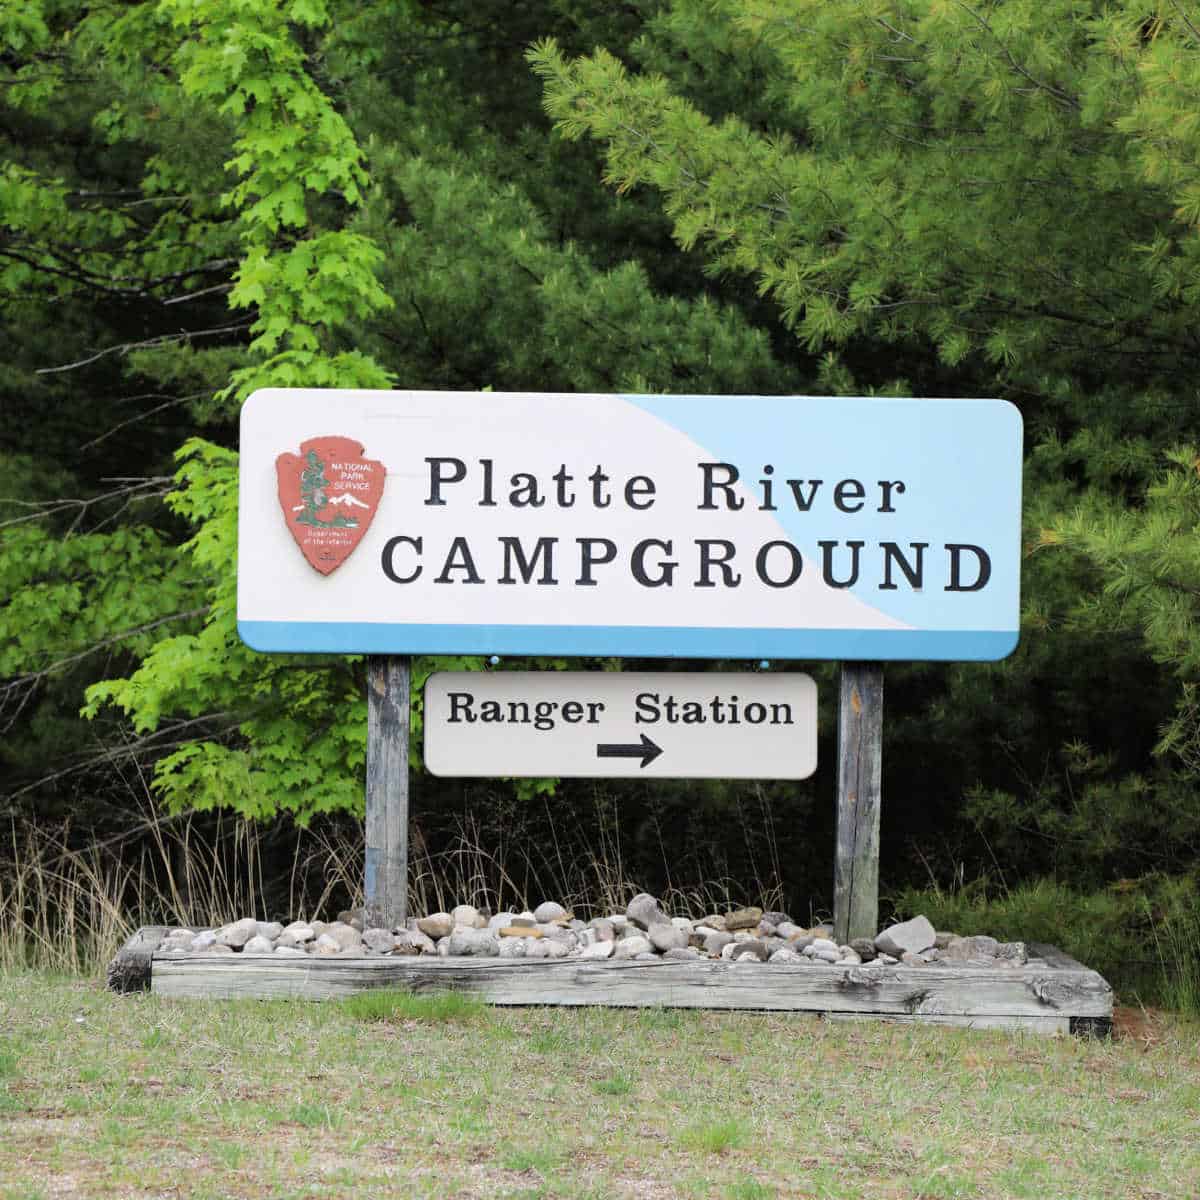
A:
596,733,663,769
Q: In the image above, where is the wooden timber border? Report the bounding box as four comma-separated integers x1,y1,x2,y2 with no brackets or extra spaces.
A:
109,929,1112,1037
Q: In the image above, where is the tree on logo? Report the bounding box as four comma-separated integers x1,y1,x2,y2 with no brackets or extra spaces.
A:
297,449,357,528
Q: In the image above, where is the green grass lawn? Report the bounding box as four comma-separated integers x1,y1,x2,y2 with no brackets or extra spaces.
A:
1,971,1197,1199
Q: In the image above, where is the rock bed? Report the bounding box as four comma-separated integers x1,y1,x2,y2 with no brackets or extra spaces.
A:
156,897,1029,970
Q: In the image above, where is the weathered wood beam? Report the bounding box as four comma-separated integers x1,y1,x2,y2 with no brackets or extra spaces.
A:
834,662,884,945
365,655,410,930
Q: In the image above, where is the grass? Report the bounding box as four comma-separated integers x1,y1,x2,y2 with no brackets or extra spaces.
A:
2,971,1199,1199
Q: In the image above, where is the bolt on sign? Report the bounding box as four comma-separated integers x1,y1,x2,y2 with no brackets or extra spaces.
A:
238,389,1022,660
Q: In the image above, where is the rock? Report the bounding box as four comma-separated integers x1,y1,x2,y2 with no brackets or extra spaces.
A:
274,945,306,957
761,937,786,955
580,940,614,960
934,931,957,949
313,935,341,955
836,949,863,965
812,924,835,939
995,941,1027,964
498,936,528,959
242,935,275,954
775,921,803,940
215,918,258,949
510,916,537,928
447,928,499,957
534,901,567,923
874,915,936,957
877,953,899,965
942,935,1000,961
613,935,652,959
723,907,763,931
670,917,694,931
761,910,792,927
362,928,396,954
256,921,284,941
720,941,737,960
410,930,437,955
790,935,815,951
418,913,454,939
543,940,569,959
277,927,314,949
588,918,616,942
769,947,804,963
731,940,768,962
327,923,363,952
704,931,734,957
201,943,234,955
900,951,925,966
648,924,689,953
849,937,877,962
500,926,543,939
336,909,365,932
663,947,700,961
451,904,481,928
813,949,840,963
488,912,516,933
809,938,839,954
627,893,669,930
191,930,217,950
608,915,629,932
525,939,551,959
699,914,727,932
391,931,422,956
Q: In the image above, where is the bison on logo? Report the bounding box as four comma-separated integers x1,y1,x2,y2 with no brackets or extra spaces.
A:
275,436,385,575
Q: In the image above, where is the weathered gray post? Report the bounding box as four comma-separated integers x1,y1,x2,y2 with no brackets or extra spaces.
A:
833,662,883,945
364,654,410,929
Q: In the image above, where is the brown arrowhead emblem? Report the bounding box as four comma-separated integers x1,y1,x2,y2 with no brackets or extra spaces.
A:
275,436,385,575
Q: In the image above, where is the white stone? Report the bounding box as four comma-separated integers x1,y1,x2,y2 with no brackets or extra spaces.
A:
451,904,480,929
533,901,567,923
242,935,275,954
215,918,258,949
613,935,652,959
580,940,614,960
874,915,936,957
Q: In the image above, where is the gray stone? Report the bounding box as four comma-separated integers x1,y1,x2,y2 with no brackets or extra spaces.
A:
814,949,840,963
699,914,727,931
362,928,396,954
410,929,437,955
810,937,839,954
900,951,925,966
608,915,630,933
626,893,669,930
761,910,792,927
613,935,652,959
487,912,517,933
447,928,499,957
274,945,307,957
877,953,899,965
934,930,956,949
510,915,537,928
670,916,694,932
498,936,528,959
201,943,234,955
191,930,217,950
215,918,258,949
769,947,804,963
534,901,567,923
995,941,1027,964
775,921,803,940
790,934,815,951
704,931,734,957
337,908,365,932
720,941,737,960
543,939,569,959
327,922,363,952
723,906,762,931
874,915,936,958
731,939,769,962
313,933,341,955
524,939,551,959
942,935,1000,961
451,904,481,929
255,921,284,941
242,934,275,954
588,918,616,942
648,924,689,953
662,947,700,962
849,937,877,962
277,927,314,949
391,931,421,956
836,948,863,965
580,940,614,960
418,913,454,939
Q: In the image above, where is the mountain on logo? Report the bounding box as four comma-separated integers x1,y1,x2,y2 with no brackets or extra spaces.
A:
325,493,370,509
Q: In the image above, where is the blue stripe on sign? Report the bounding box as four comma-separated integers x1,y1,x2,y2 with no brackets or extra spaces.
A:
237,621,1019,662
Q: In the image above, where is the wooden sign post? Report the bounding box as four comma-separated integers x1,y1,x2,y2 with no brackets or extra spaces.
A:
364,654,410,928
833,662,883,944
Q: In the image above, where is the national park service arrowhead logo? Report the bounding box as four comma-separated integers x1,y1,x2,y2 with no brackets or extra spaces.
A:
275,436,385,575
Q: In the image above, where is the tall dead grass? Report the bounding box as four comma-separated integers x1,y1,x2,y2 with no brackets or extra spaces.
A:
1,789,788,974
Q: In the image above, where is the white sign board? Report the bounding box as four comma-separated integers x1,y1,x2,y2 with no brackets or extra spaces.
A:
423,672,817,779
238,389,1022,660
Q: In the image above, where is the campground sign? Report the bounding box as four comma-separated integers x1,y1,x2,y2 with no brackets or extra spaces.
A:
238,389,1022,661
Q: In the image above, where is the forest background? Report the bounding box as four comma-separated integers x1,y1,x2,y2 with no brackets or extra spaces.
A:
2,0,1199,1004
